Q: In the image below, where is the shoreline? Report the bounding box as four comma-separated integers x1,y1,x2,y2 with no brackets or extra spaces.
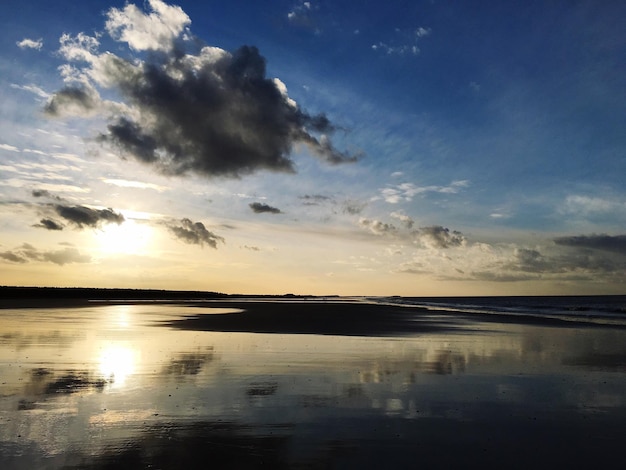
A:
2,296,622,335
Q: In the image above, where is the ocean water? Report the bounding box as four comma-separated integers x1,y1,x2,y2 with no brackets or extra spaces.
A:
1,297,625,468
376,295,626,326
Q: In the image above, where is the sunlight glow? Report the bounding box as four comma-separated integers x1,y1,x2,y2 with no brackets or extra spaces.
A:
95,219,153,255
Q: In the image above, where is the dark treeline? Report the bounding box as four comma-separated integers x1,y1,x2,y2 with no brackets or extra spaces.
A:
0,286,228,302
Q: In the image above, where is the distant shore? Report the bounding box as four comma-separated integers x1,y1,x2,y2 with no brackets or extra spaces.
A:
0,286,312,309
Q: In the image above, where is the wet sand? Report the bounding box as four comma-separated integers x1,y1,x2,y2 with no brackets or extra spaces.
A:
1,297,625,468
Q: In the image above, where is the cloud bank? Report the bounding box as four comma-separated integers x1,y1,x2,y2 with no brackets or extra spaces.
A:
554,234,626,255
0,243,90,265
45,0,358,179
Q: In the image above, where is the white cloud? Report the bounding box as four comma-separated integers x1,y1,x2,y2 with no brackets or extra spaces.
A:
561,195,618,215
415,27,431,38
16,38,43,50
23,149,48,156
372,25,431,57
10,83,49,98
52,153,85,163
0,144,20,152
390,211,414,228
273,78,297,108
105,0,190,52
359,218,397,236
378,180,469,203
102,178,168,192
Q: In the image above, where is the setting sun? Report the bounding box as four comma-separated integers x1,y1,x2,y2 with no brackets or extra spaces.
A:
95,220,153,256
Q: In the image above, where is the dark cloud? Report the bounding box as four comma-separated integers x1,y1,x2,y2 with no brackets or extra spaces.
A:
0,243,90,265
249,202,282,214
31,190,124,230
54,204,124,228
32,189,61,200
44,85,100,117
470,271,539,282
554,234,626,255
510,248,552,273
46,4,360,179
418,226,465,249
33,218,64,231
299,194,332,206
342,200,365,215
0,251,27,263
168,218,224,248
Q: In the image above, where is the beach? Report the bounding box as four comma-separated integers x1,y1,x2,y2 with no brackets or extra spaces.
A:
1,295,625,468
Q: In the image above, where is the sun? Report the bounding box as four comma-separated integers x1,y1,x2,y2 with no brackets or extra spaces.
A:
95,219,154,255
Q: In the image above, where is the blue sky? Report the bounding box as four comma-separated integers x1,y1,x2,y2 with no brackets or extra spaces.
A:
1,0,625,295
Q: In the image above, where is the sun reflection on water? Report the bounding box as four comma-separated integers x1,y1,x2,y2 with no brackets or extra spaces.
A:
98,344,137,388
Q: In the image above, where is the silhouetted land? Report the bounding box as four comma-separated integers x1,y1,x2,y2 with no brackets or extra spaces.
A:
0,286,228,308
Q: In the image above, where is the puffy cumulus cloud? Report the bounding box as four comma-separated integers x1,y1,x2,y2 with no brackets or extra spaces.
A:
168,218,224,248
105,0,190,52
33,218,64,231
417,226,465,249
390,211,414,229
396,238,626,284
287,1,317,30
45,1,358,179
357,215,465,249
16,38,43,50
249,202,282,214
554,234,626,255
53,205,124,229
0,243,90,265
359,218,397,236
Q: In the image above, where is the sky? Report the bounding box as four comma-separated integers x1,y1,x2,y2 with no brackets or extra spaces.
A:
1,0,625,296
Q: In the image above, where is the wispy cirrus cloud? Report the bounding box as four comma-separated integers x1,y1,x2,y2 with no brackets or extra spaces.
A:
10,83,49,99
372,26,431,56
102,178,168,192
377,180,469,204
0,143,20,152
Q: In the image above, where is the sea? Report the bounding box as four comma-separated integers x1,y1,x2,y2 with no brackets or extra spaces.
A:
1,295,625,468
375,295,626,326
